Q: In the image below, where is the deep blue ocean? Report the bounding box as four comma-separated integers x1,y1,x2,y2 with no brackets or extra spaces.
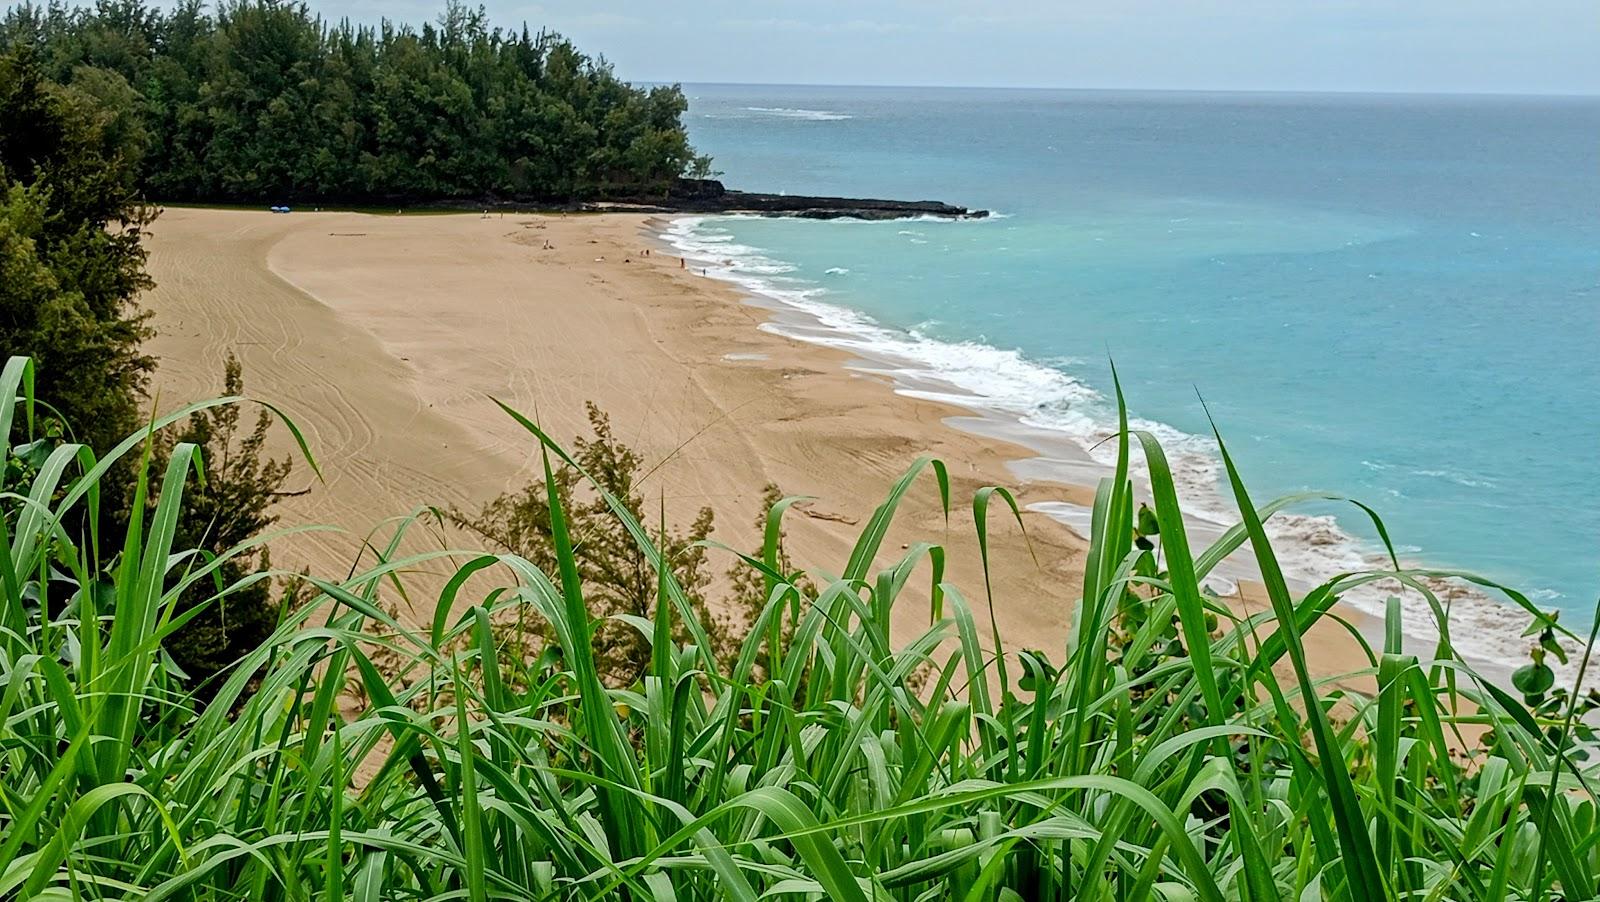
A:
663,84,1600,660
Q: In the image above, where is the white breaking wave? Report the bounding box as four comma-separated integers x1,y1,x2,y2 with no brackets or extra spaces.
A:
744,106,853,121
659,215,1576,686
1412,468,1498,489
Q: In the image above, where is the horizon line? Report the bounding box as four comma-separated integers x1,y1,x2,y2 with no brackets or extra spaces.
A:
638,79,1600,100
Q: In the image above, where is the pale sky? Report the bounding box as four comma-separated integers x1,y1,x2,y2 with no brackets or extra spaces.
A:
323,1,1599,95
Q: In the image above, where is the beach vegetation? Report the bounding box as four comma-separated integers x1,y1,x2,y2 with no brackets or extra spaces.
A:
0,44,154,465
0,0,711,205
151,352,297,697
2,49,299,695
449,401,722,686
451,405,816,688
2,354,1596,900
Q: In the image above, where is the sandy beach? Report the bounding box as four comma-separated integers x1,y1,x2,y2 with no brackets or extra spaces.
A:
142,206,1370,678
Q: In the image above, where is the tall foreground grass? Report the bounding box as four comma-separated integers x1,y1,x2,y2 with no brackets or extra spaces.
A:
1,353,1597,901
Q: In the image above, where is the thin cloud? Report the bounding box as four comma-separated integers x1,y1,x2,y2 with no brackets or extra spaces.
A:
499,5,645,29
559,12,645,28
725,17,914,35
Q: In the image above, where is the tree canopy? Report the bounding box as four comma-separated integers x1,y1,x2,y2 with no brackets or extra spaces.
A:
0,43,153,459
1,0,711,203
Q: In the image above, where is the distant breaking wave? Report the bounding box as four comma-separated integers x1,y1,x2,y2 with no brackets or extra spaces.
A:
743,106,852,121
658,215,1578,688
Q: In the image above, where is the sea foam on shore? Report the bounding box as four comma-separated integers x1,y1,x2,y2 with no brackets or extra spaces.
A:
660,214,1581,687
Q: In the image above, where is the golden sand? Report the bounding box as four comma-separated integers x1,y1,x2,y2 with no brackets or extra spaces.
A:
143,207,1367,679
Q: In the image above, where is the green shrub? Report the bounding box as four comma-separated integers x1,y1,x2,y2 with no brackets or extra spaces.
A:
0,46,154,464
449,401,720,686
153,353,295,696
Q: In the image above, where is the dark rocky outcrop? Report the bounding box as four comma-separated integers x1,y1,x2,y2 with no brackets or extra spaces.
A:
593,178,987,221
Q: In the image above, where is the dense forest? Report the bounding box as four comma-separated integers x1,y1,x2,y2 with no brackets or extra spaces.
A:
0,0,711,203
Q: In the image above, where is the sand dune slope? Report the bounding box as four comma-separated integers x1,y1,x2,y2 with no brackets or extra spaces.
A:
143,208,1090,648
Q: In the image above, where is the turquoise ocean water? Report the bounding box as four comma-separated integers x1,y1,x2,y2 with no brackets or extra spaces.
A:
660,84,1600,668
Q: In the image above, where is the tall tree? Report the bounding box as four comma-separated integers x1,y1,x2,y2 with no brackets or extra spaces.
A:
0,46,154,459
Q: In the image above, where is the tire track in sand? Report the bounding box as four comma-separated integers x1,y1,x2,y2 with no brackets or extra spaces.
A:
143,209,515,621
